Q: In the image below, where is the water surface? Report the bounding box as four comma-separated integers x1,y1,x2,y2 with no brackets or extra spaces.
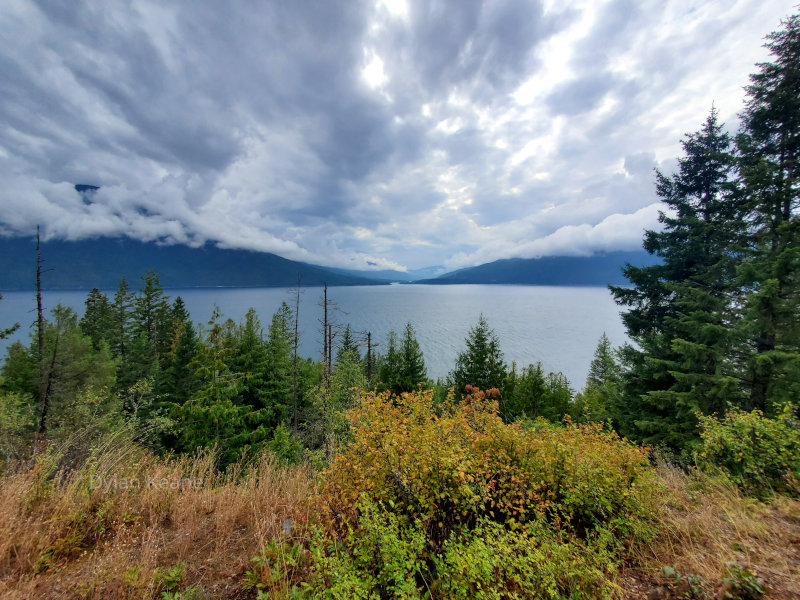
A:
0,284,627,388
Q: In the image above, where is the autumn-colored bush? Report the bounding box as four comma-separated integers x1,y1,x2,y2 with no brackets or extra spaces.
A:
321,387,657,542
697,403,800,497
315,388,659,597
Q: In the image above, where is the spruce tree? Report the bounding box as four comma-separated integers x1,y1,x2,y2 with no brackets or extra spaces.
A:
335,324,361,368
172,307,263,465
737,13,800,410
449,315,506,395
110,277,135,360
261,303,294,426
398,322,427,391
573,333,622,426
377,330,402,394
161,320,200,406
611,109,744,450
80,288,113,350
586,333,621,388
133,271,171,364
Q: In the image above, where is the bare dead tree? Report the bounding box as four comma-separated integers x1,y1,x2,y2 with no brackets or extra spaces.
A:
289,274,302,428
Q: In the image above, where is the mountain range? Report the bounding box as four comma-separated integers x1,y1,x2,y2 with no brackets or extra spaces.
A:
0,237,384,290
0,236,656,290
415,252,660,286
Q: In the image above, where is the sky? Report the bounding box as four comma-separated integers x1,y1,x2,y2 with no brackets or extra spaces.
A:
0,0,795,272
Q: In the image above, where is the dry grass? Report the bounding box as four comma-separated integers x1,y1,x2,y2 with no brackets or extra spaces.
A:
3,433,800,599
0,431,314,599
622,462,800,599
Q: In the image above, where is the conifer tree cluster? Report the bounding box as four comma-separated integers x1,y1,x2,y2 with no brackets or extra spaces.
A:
609,14,800,451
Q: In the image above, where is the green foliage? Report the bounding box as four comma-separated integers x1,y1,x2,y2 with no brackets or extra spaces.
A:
153,561,197,599
316,388,657,597
1,340,38,397
160,320,200,406
432,519,618,599
722,564,766,600
502,362,573,423
398,323,427,392
261,303,294,424
0,386,36,465
573,334,623,425
243,538,314,599
171,307,268,465
307,351,367,457
449,315,506,396
697,403,800,496
587,333,621,389
309,498,428,599
611,109,745,451
79,288,114,351
737,13,800,411
268,423,306,465
378,323,428,395
335,324,361,367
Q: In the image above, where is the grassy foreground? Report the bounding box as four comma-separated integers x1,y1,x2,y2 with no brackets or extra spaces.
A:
1,390,798,599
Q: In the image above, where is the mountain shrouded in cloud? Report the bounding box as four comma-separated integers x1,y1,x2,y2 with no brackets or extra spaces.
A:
0,0,795,270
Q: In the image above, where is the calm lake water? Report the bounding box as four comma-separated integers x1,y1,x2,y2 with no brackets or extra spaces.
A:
0,285,627,389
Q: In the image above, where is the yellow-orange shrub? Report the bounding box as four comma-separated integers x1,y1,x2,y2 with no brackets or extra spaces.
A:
320,388,657,547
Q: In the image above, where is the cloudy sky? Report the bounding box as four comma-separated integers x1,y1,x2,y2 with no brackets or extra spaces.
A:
0,0,795,271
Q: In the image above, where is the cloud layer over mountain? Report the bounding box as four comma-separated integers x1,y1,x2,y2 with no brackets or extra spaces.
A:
0,0,794,269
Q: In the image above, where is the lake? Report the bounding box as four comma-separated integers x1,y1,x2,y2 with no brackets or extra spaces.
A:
0,284,628,388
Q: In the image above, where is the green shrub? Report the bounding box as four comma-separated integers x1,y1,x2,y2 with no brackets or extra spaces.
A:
321,388,658,542
697,404,800,496
315,388,659,598
432,519,618,599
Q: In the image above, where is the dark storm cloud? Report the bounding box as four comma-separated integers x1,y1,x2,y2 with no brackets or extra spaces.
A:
0,0,795,269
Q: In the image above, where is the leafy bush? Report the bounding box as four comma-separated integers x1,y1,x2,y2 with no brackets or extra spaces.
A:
322,388,657,540
316,388,658,597
697,404,800,496
431,519,618,599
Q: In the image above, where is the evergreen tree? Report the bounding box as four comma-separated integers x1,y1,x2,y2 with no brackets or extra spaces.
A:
449,315,506,395
80,288,113,350
502,362,573,423
737,13,800,410
228,307,268,408
133,270,171,364
398,322,427,391
172,307,267,465
573,333,623,425
21,305,118,437
336,324,361,367
611,110,744,450
377,330,402,394
161,320,200,406
586,333,621,389
1,341,37,398
110,277,134,357
261,303,294,425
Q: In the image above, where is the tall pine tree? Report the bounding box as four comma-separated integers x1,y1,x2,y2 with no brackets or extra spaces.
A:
611,110,744,450
737,13,800,410
449,315,506,395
